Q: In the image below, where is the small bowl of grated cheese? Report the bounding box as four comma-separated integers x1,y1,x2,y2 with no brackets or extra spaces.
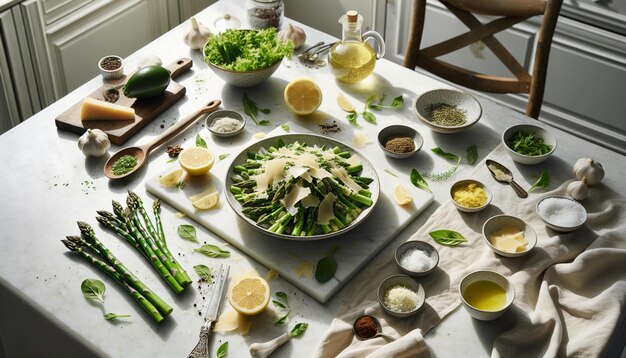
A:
395,241,439,277
450,179,492,213
377,275,425,318
206,110,246,137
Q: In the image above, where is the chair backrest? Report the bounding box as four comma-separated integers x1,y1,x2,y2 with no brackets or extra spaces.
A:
403,0,563,118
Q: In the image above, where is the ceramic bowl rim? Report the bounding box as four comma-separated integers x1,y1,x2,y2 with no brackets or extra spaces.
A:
394,240,439,276
377,124,424,158
98,55,124,73
481,214,537,257
412,88,482,131
449,179,492,212
459,270,516,313
535,195,588,231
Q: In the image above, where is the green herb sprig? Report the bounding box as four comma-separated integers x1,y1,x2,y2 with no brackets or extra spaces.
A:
429,230,467,246
290,323,308,337
315,245,339,283
243,93,271,126
177,224,198,243
507,131,552,156
194,244,230,258
410,169,431,193
367,95,404,110
529,170,550,192
273,292,290,325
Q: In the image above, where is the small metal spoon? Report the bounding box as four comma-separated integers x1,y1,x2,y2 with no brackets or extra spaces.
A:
353,315,396,341
486,159,528,198
103,99,221,180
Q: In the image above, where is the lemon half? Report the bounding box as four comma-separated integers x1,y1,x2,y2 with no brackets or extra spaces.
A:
178,147,214,176
284,78,322,115
228,276,270,316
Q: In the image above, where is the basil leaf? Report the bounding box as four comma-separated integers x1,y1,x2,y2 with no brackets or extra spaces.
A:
196,134,207,148
362,111,377,124
367,103,383,110
243,93,258,120
259,120,271,126
429,230,467,246
529,170,550,192
103,313,130,320
275,314,289,326
432,147,460,160
289,322,308,337
272,300,286,309
193,264,212,280
384,169,398,177
410,169,432,193
365,95,376,109
81,279,105,303
315,245,338,283
219,153,230,161
217,341,228,358
276,292,288,301
390,95,404,108
194,244,230,258
466,145,478,165
281,124,290,132
346,112,358,126
177,224,198,243
260,108,271,114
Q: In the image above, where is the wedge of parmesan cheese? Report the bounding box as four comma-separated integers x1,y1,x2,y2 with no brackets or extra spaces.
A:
317,193,336,225
331,167,362,193
352,131,373,148
80,97,135,121
281,185,311,215
254,158,288,193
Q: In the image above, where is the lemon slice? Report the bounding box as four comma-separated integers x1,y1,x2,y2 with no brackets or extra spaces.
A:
393,184,413,205
284,78,322,115
191,191,219,210
228,276,270,316
159,169,183,187
178,147,214,176
336,93,355,112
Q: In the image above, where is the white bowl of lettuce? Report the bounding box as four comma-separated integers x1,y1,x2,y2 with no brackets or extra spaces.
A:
203,28,294,87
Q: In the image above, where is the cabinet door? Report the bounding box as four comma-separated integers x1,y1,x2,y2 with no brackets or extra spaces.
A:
0,38,20,134
283,0,375,39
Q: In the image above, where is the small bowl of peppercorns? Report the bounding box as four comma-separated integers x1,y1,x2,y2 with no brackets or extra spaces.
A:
98,55,124,80
378,125,423,159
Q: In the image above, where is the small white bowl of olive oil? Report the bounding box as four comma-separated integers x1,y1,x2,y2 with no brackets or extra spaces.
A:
459,271,515,321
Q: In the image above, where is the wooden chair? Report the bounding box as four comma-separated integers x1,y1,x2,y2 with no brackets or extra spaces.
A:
403,0,563,119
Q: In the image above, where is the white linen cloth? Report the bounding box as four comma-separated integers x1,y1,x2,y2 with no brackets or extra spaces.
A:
315,145,626,357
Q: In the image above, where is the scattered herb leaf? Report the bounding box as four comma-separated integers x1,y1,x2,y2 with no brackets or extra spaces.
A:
432,147,460,160
219,153,230,161
276,292,288,300
196,134,207,148
529,170,550,192
273,292,290,325
194,244,230,258
410,169,432,193
81,279,105,303
272,300,286,309
368,95,404,110
429,230,467,246
177,224,198,243
346,112,358,126
103,313,130,320
193,265,212,279
280,124,290,132
176,181,186,190
361,111,377,124
259,120,271,126
260,108,272,115
466,145,478,165
507,131,552,156
275,314,289,326
384,169,398,177
216,341,228,358
242,93,271,125
315,245,338,283
166,158,176,163
290,323,308,337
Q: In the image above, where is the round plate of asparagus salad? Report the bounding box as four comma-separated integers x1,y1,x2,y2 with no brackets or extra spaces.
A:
226,134,379,240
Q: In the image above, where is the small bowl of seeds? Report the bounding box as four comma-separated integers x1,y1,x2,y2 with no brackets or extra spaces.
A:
98,55,124,80
413,89,482,134
377,125,423,159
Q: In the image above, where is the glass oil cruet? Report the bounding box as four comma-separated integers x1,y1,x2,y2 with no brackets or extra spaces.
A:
329,10,386,83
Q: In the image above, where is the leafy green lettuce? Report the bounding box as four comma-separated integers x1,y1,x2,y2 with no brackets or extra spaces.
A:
203,28,294,72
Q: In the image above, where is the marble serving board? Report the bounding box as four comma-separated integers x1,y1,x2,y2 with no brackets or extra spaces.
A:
146,122,433,303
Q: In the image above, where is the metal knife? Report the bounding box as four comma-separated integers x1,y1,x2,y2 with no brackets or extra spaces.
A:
188,264,230,358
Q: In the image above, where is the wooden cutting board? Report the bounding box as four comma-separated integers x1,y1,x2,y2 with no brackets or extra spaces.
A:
55,58,192,145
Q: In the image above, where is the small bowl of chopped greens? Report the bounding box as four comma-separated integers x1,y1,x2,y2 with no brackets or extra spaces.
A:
502,124,557,165
203,28,294,87
413,89,482,134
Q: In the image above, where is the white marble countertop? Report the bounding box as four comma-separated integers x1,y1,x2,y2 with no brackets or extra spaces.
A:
1,1,625,357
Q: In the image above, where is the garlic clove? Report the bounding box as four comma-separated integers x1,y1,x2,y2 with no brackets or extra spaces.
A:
277,24,306,49
249,333,290,358
566,177,588,201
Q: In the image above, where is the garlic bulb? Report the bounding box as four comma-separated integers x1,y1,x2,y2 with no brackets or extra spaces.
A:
277,24,306,49
567,177,588,201
135,54,162,71
78,129,110,157
184,17,211,50
573,158,604,185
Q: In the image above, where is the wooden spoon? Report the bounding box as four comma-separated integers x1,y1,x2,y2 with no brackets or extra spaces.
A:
104,99,221,179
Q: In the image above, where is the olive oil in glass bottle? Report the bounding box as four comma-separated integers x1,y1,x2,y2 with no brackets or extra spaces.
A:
328,10,385,83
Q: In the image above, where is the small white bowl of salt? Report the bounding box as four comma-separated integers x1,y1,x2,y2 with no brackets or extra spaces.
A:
395,241,439,277
206,110,245,137
536,195,587,232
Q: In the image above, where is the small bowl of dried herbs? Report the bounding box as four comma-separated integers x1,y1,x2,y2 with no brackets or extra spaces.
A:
98,55,124,80
377,125,423,159
413,89,482,134
502,124,557,165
